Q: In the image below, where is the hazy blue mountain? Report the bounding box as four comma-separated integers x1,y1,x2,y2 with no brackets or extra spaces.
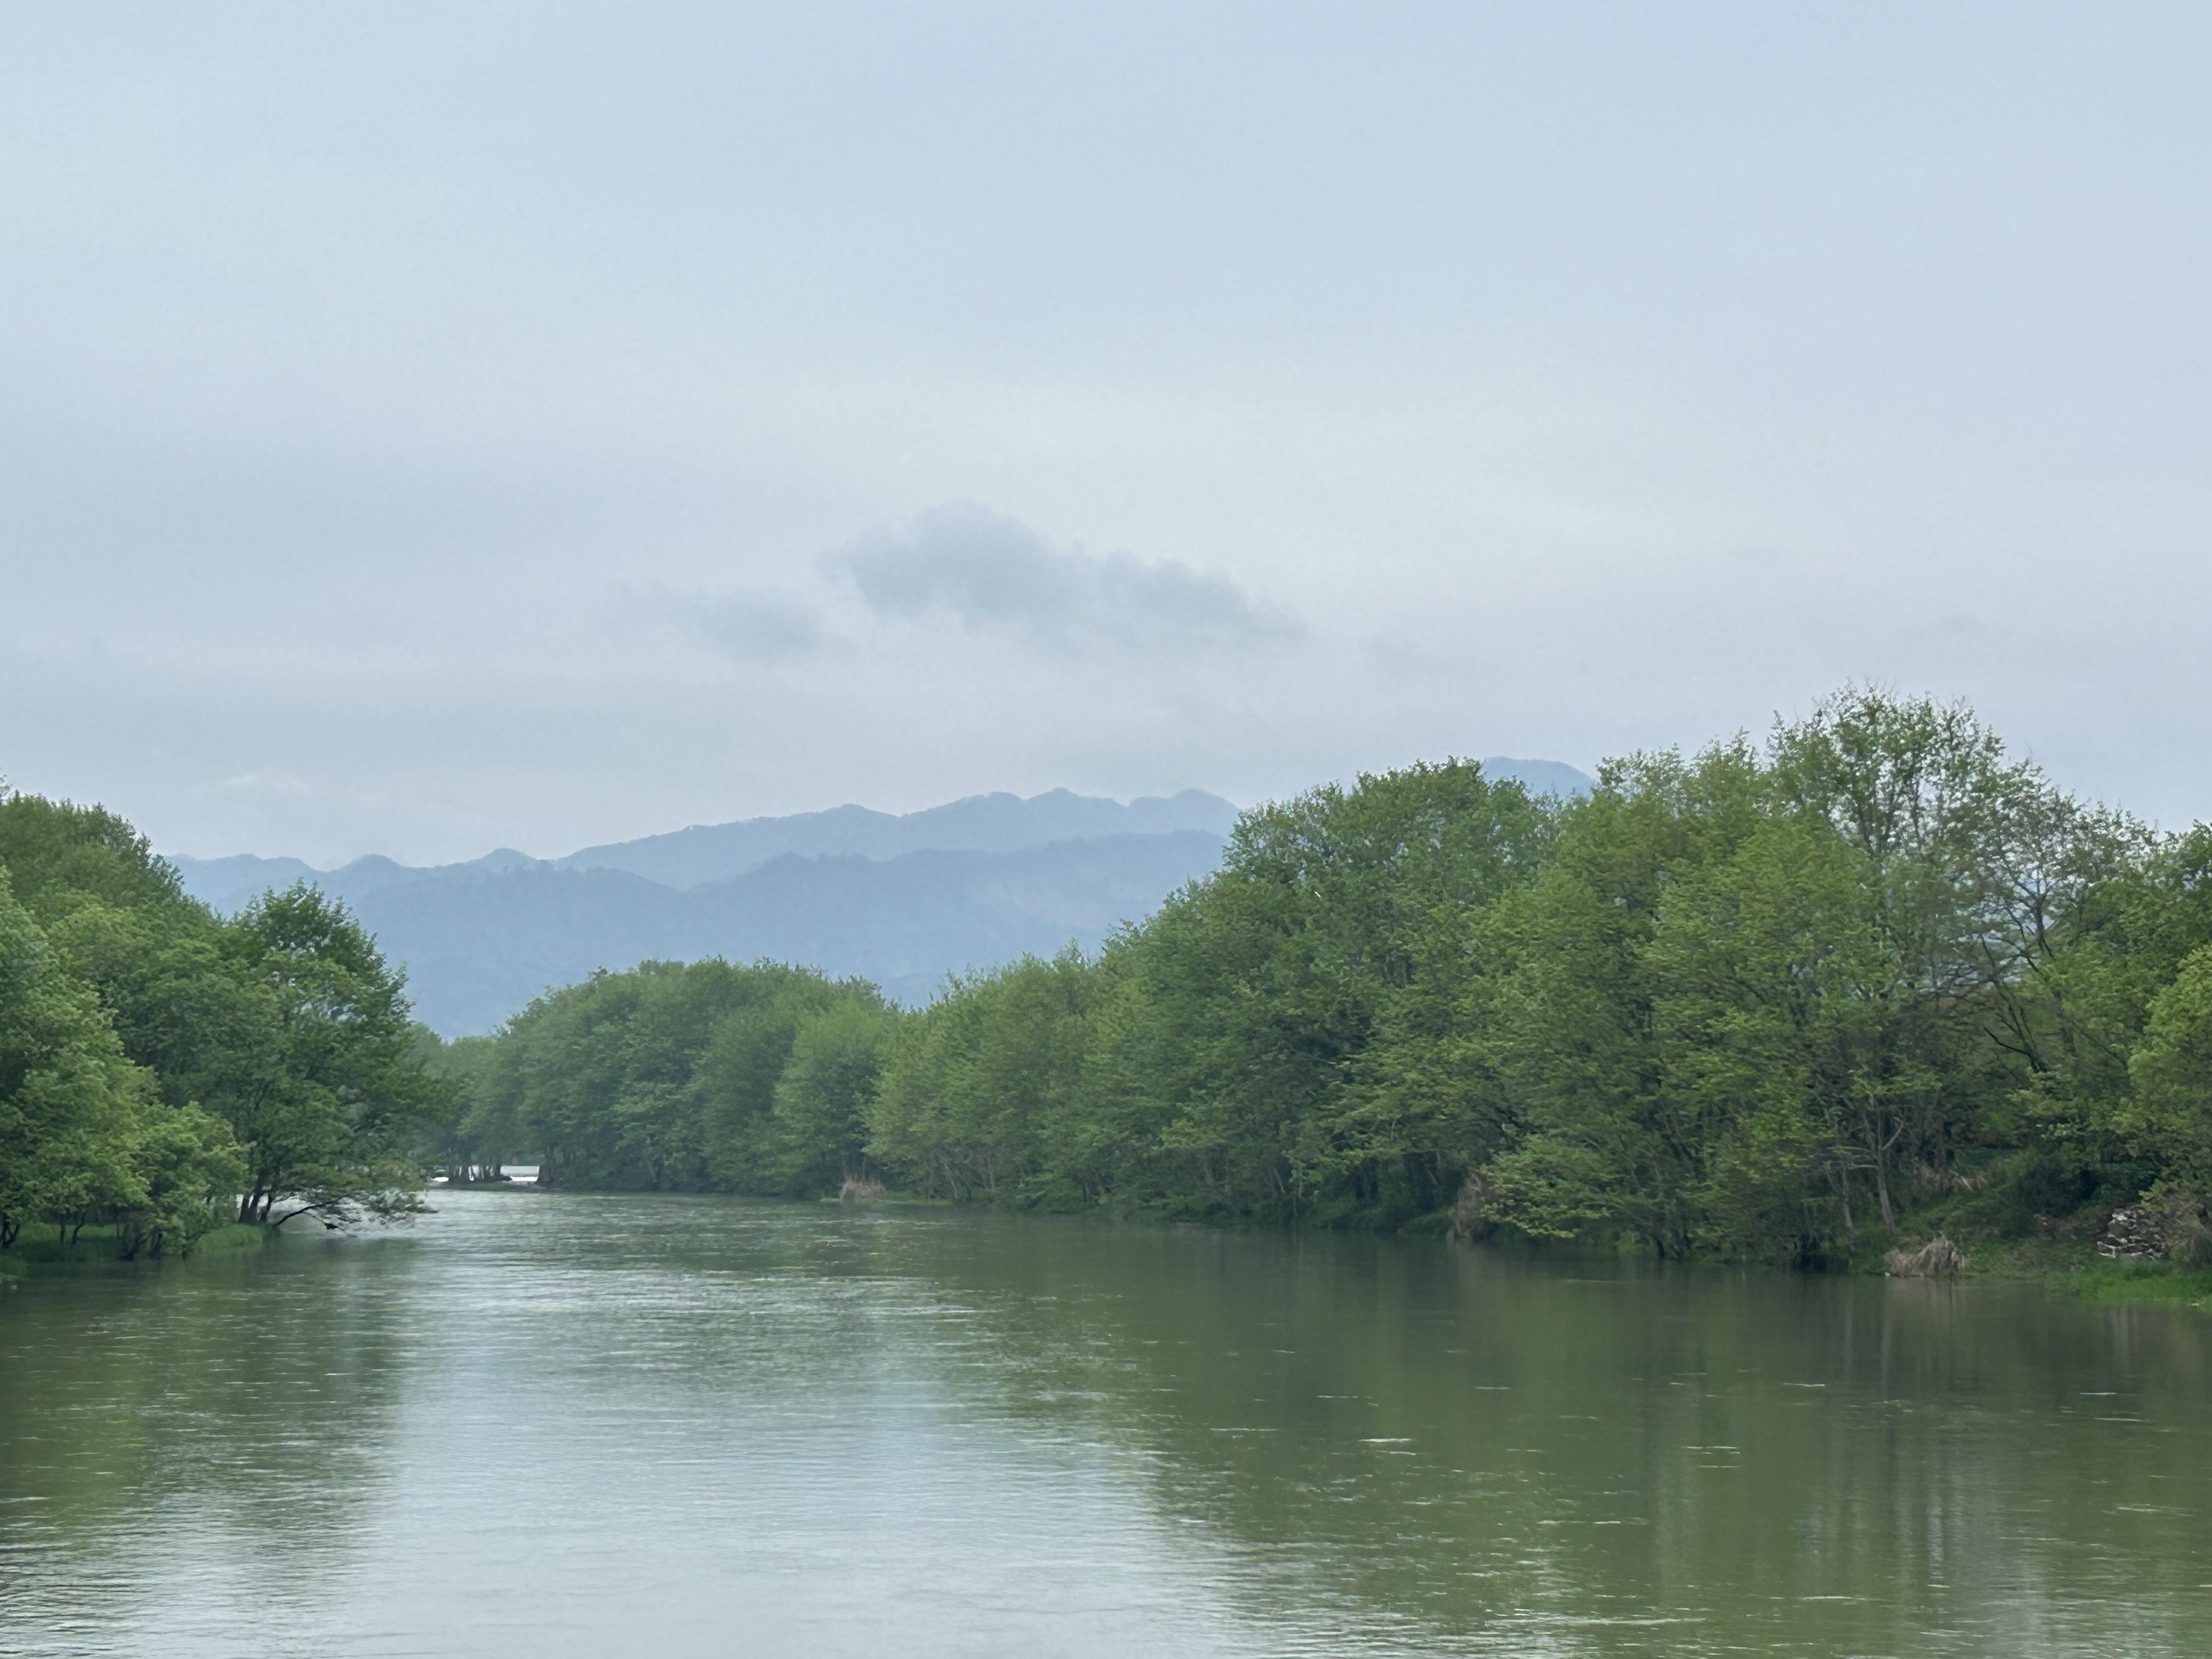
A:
315,862,702,1037
1481,757,1595,797
166,770,1585,1035
170,846,548,916
554,787,1241,889
190,831,1224,1036
168,853,320,914
168,790,1242,1031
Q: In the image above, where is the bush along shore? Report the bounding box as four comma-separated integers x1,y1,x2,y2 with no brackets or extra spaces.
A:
9,687,2212,1302
1,790,438,1260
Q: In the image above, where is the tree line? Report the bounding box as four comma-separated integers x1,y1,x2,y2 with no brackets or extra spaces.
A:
441,689,2212,1266
0,793,436,1255
9,686,2212,1267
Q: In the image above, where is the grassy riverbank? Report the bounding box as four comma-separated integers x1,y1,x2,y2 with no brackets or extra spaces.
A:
0,1220,268,1268
1952,1241,2212,1310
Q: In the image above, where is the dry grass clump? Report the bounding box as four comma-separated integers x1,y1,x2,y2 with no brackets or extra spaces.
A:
1886,1234,1968,1277
838,1178,885,1205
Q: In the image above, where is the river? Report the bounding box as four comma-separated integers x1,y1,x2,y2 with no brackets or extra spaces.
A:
3,1190,2209,1656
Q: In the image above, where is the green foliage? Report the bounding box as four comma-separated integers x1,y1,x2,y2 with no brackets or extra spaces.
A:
448,958,892,1195
0,860,244,1256
2126,946,2212,1210
850,691,2212,1264
0,789,440,1248
870,951,1094,1201
1105,760,1548,1222
772,997,900,1192
27,684,2207,1276
0,866,154,1246
1475,691,2162,1260
432,699,2212,1266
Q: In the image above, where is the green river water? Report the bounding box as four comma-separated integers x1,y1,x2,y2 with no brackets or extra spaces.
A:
3,1189,2209,1656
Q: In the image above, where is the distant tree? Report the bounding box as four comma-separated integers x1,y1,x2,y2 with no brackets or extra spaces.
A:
869,952,1091,1201
771,997,900,1192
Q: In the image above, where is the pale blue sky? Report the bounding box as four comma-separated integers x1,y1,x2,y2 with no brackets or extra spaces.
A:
4,4,2208,863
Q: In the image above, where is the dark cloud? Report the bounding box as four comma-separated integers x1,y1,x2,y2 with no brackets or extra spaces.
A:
827,503,1304,652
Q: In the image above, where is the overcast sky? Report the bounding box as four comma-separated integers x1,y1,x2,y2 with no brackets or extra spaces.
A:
4,4,2208,866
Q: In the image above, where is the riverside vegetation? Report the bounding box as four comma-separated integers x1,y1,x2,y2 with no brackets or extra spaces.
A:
9,687,2212,1280
0,794,437,1257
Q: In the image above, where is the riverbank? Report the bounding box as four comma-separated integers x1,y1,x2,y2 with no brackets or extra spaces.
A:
850,1180,2212,1311
0,1221,268,1268
12,1185,2209,1314
1949,1239,2212,1310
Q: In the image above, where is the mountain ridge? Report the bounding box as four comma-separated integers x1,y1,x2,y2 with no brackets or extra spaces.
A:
169,786,1246,913
163,765,1593,1034
168,761,1592,908
176,830,1229,1036
552,786,1242,889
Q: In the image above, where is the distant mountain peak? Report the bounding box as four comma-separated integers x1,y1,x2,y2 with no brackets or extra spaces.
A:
466,847,540,872
1480,757,1595,797
551,787,1243,890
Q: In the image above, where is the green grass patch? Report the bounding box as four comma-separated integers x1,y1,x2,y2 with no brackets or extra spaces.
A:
189,1222,271,1255
1963,1237,2212,1310
1,1218,269,1267
2,1221,126,1265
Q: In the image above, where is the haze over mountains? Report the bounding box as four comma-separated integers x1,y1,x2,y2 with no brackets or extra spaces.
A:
554,786,1239,891
168,763,1590,1036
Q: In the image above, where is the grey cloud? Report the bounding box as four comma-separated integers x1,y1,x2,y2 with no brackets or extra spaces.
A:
828,503,1304,652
